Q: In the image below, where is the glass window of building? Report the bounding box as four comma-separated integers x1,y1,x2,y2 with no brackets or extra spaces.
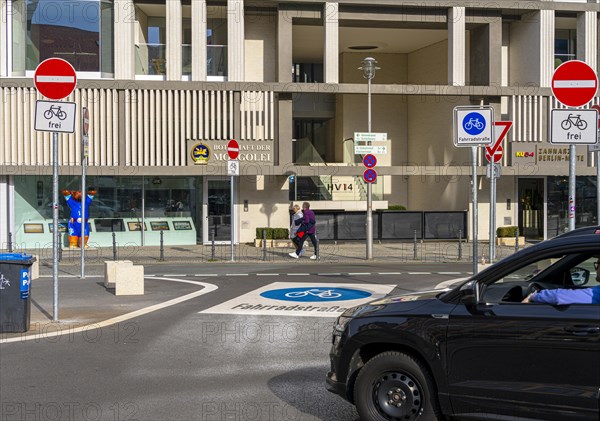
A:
134,3,166,76
555,28,576,67
11,0,114,76
207,11,227,77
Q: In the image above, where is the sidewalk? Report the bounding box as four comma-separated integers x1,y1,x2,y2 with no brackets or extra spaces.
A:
18,240,529,266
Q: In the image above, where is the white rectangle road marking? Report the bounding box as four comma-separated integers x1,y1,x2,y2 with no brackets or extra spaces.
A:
200,282,396,317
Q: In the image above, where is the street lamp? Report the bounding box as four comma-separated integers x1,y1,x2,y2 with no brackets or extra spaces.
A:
358,57,380,260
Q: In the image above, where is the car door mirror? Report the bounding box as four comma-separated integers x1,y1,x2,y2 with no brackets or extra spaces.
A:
459,280,480,306
570,267,590,286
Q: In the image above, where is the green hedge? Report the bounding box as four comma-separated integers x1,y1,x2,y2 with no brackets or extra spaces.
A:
387,205,407,210
256,228,289,240
497,226,519,238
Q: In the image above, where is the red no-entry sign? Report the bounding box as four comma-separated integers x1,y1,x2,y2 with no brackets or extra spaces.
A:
34,58,77,100
227,139,240,160
551,60,598,108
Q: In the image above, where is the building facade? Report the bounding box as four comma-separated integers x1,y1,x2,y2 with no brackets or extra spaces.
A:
0,0,599,249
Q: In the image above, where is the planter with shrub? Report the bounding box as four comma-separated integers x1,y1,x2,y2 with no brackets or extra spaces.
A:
496,226,526,246
254,228,292,247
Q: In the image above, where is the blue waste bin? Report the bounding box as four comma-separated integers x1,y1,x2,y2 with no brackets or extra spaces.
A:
0,253,36,333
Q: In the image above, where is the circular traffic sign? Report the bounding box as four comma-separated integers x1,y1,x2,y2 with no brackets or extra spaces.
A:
485,145,503,163
34,58,77,100
362,154,377,168
462,112,486,135
363,168,377,184
227,139,239,160
552,60,598,108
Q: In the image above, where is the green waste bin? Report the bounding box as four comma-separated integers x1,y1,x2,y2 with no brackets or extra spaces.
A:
0,253,36,333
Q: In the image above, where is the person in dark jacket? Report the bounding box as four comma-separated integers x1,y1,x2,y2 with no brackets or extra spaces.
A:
289,201,319,259
522,257,600,304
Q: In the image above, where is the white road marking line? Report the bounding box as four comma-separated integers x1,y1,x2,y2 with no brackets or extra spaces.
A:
318,273,341,276
347,273,371,275
256,273,279,276
438,272,462,275
0,277,218,344
40,275,102,278
378,272,401,275
225,273,249,276
288,273,310,276
163,274,185,277
407,272,432,275
196,274,218,277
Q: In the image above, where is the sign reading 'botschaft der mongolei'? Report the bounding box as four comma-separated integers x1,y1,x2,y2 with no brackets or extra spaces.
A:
187,140,274,165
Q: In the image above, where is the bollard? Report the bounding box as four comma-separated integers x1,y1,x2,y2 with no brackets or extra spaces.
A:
515,227,519,252
210,227,216,260
458,230,463,260
112,232,117,261
413,230,417,260
7,232,13,252
159,230,165,261
262,229,267,261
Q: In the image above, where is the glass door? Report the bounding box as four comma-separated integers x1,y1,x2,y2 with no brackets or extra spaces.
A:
203,178,232,244
518,178,544,241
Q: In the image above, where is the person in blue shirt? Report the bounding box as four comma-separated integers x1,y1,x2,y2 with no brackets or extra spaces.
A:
522,257,600,304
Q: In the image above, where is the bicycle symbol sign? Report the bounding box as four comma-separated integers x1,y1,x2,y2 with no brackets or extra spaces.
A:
260,287,373,302
550,109,598,145
34,100,77,133
462,112,486,135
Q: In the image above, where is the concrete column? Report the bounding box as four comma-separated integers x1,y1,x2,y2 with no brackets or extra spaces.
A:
192,0,207,81
577,11,597,70
538,10,554,88
228,0,245,82
448,7,465,86
277,7,292,83
166,0,182,81
324,3,339,83
114,0,135,80
489,19,502,86
0,0,6,77
278,93,293,165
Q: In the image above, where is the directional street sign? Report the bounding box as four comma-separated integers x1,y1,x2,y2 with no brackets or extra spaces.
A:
354,132,387,142
34,100,77,133
227,139,239,160
362,154,377,168
363,168,377,183
34,58,77,100
453,106,494,146
550,109,598,144
552,60,598,108
355,145,387,155
485,121,513,163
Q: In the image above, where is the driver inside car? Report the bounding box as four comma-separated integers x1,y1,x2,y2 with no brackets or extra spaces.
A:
522,257,600,304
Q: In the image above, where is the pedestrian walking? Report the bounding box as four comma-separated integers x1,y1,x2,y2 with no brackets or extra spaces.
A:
289,204,305,257
289,201,319,259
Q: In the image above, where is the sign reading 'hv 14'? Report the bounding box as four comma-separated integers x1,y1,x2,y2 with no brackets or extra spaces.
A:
33,58,78,134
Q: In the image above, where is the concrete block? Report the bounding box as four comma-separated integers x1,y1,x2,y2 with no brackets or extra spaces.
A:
30,255,39,280
104,260,132,288
115,265,144,296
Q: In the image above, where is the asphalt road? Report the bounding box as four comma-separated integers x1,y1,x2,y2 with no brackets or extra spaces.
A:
1,263,470,421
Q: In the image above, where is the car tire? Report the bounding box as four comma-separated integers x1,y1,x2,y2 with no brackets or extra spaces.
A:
353,351,443,421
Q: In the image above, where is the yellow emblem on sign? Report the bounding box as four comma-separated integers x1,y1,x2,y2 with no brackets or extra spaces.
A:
191,143,210,165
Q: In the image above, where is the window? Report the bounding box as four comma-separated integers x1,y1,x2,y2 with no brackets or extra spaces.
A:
12,0,114,76
554,29,576,68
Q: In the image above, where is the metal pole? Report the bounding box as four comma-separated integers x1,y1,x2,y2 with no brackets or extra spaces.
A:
112,232,117,261
597,150,600,225
80,126,87,279
159,230,164,261
230,175,234,262
458,229,462,260
569,145,576,231
366,75,373,260
52,132,59,321
472,146,478,275
141,177,145,246
489,162,497,262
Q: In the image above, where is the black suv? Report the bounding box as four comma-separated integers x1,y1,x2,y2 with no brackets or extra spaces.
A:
327,228,600,421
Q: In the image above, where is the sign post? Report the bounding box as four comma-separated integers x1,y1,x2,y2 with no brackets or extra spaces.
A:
551,60,598,232
453,105,494,275
486,122,512,263
34,58,77,321
80,107,89,279
593,105,600,225
227,139,239,262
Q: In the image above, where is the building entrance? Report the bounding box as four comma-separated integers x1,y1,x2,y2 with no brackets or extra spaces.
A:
518,178,544,240
203,178,234,244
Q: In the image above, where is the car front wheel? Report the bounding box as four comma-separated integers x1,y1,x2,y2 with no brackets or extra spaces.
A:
353,351,443,421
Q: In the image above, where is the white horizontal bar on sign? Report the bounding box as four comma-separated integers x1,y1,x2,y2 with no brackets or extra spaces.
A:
553,80,596,88
35,76,75,83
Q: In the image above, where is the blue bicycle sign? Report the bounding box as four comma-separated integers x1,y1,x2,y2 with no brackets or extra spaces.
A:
462,112,486,135
260,287,373,302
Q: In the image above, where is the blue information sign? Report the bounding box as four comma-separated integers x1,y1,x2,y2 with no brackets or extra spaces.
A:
363,168,377,183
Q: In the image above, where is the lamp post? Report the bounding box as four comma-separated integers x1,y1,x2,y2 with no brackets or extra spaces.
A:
359,57,380,260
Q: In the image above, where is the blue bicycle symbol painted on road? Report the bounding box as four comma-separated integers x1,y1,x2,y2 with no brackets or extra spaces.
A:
260,287,373,302
462,112,486,135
